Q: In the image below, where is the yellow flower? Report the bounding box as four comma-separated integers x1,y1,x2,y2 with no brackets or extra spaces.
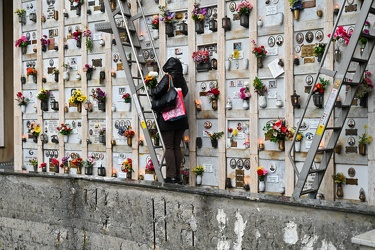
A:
364,125,368,129
34,125,41,133
233,50,240,59
233,129,238,136
296,133,303,141
77,97,83,102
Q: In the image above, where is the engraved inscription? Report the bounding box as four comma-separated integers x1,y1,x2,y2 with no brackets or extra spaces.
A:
345,129,358,136
301,44,315,57
345,146,357,153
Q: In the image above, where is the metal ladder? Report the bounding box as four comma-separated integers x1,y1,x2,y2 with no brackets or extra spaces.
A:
96,0,166,183
288,0,375,199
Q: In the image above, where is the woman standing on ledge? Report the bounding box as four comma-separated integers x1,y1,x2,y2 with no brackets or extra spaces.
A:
152,57,189,184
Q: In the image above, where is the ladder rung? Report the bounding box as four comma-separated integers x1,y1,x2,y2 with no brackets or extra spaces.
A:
361,33,375,40
133,76,143,80
339,104,351,109
351,57,367,63
136,84,145,91
300,189,317,195
370,7,375,14
325,126,341,130
320,68,337,77
122,42,141,48
317,148,334,153
154,145,163,149
143,110,153,114
112,8,131,17
342,81,359,86
130,13,142,21
128,60,146,64
309,169,325,174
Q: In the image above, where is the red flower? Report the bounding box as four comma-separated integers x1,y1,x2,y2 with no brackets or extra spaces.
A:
274,120,283,129
281,126,288,134
39,163,47,168
257,169,264,176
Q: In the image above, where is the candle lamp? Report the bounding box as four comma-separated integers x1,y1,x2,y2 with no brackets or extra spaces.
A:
195,99,202,111
334,4,339,15
63,9,69,18
209,18,217,32
258,139,265,150
112,169,117,178
22,134,27,143
294,55,300,66
291,90,301,109
184,135,189,148
222,16,231,31
139,137,144,146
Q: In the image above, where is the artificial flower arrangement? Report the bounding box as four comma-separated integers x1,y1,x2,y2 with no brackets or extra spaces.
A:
14,9,26,17
36,89,51,101
60,156,69,168
28,122,41,137
71,157,83,167
50,158,59,168
356,71,374,98
99,127,106,136
251,40,267,58
238,81,251,100
192,165,204,175
253,77,267,96
83,156,96,168
145,159,155,172
83,29,93,52
40,35,50,47
122,93,131,103
151,14,159,29
144,71,159,88
27,67,37,76
359,125,373,145
15,36,28,48
69,0,84,6
236,0,253,15
192,50,209,64
313,77,330,94
288,0,303,11
91,87,106,102
257,166,268,181
15,92,29,106
124,127,135,138
205,131,224,140
191,3,207,21
332,172,346,184
69,89,87,104
121,158,133,172
206,87,220,102
51,69,59,75
72,30,82,42
39,162,47,169
29,158,38,168
314,43,326,57
84,63,95,73
263,119,293,143
328,26,351,46
159,5,175,23
359,20,371,48
56,123,73,136
149,127,160,140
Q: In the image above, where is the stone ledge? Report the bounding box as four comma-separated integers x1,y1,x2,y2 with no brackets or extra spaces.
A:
352,229,375,249
1,170,375,216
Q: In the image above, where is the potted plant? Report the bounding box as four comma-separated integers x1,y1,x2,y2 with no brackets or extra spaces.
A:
40,35,50,52
358,125,373,155
50,158,60,173
124,127,135,147
192,50,210,72
98,128,106,144
144,159,155,181
312,77,330,108
149,127,160,146
257,166,268,192
29,158,38,172
61,156,70,174
332,172,346,198
72,30,83,48
39,162,47,173
356,71,373,107
83,156,95,175
328,26,351,62
289,0,303,20
151,14,159,39
205,131,224,148
253,76,267,108
206,86,220,110
68,89,87,112
15,92,30,113
71,157,83,174
191,3,207,34
192,165,204,185
15,36,28,55
28,122,41,143
56,123,73,143
91,87,106,111
251,40,267,68
121,158,133,179
236,0,253,28
314,43,326,62
159,5,175,37
238,81,251,109
36,88,51,111
263,119,293,151
84,63,95,80
15,9,26,24
144,71,159,90
27,67,37,83
83,29,93,52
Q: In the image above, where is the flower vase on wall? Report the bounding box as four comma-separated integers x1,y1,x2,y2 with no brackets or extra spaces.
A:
211,138,218,148
98,101,106,111
259,96,267,108
278,140,285,151
242,99,249,110
152,29,159,40
334,48,341,62
259,181,265,192
313,93,324,108
99,135,106,144
195,20,204,34
358,144,366,155
211,99,218,110
359,94,368,108
239,14,249,28
293,9,300,20
295,141,301,152
54,73,59,82
76,39,81,48
54,165,59,173
257,57,263,68
21,47,27,55
63,135,69,143
85,167,93,175
63,71,69,81
336,183,343,198
165,22,174,37
32,75,37,83
86,71,92,81
126,171,132,179
19,15,26,25
21,105,26,113
196,175,202,185
127,137,132,147
196,62,211,72
98,166,106,176
41,100,48,111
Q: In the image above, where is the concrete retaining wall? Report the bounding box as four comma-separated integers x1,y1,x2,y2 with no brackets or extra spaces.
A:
0,173,374,249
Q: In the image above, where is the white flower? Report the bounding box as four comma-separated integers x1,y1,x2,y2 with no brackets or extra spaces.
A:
149,71,158,78
72,2,78,7
244,81,249,86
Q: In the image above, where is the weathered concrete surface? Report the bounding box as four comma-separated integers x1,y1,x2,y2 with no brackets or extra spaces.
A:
0,172,374,250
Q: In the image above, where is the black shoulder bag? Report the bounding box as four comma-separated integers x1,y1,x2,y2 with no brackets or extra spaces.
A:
151,74,177,113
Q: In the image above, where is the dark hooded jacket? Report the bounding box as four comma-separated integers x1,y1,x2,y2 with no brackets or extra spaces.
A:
151,57,189,131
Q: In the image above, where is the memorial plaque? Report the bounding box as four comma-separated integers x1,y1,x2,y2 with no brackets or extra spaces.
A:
301,44,315,57
92,59,103,67
304,57,315,64
345,146,357,153
345,4,357,12
345,129,357,136
304,86,312,93
236,169,244,188
345,178,358,185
